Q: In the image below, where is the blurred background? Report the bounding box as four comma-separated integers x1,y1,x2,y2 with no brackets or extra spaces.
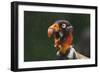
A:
24,11,90,62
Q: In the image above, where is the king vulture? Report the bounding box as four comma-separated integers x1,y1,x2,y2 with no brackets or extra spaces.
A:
48,20,88,59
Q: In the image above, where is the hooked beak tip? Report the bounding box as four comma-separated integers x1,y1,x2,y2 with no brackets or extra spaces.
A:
48,28,54,38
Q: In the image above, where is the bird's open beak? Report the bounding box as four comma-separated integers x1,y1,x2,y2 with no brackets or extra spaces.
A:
48,23,59,38
48,28,54,38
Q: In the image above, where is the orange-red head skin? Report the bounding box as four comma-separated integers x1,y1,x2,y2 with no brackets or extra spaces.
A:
48,28,54,38
48,23,60,38
48,20,73,55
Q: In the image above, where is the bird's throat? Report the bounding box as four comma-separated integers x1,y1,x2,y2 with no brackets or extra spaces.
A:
59,33,73,55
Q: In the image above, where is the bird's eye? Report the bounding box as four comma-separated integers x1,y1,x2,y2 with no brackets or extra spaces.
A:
62,24,66,28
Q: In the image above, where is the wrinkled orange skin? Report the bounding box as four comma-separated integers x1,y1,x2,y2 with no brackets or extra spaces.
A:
54,32,73,54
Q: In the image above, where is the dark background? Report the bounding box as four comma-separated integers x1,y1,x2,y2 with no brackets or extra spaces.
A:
24,11,90,62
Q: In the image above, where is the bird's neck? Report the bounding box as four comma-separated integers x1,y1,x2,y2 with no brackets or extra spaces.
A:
56,46,76,59
59,33,73,55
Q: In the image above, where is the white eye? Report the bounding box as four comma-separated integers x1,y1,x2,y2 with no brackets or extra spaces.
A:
62,24,66,28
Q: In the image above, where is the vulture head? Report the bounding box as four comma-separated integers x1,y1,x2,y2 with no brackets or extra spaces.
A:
48,20,73,55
